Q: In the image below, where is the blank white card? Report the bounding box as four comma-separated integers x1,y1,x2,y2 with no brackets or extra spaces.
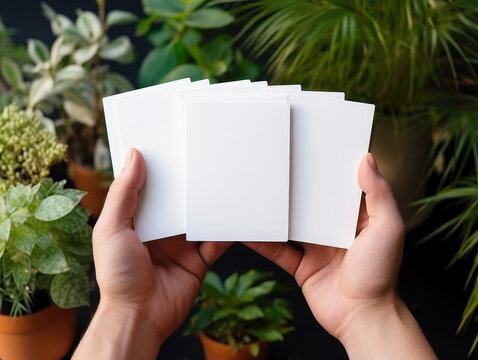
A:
186,98,290,241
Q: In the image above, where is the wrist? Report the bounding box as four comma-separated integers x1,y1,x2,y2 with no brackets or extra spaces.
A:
337,294,436,360
74,299,164,360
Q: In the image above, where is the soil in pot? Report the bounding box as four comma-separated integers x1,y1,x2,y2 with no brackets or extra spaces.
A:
200,332,270,360
0,304,77,360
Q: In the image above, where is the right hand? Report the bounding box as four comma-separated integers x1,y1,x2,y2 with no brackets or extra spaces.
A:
245,153,405,340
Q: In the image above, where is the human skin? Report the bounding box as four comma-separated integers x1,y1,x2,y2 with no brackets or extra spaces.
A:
73,150,436,359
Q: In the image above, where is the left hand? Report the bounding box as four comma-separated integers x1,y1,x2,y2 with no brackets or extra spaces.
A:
92,148,231,344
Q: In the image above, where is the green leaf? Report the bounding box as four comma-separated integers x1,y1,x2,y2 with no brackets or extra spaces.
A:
6,184,38,209
28,76,54,108
4,252,31,287
62,224,92,256
136,14,159,36
161,64,206,82
238,305,264,320
51,206,90,233
1,58,25,90
31,244,69,274
182,29,202,47
50,36,75,66
203,271,225,294
147,26,176,47
73,43,100,64
10,209,31,224
106,10,139,27
27,39,49,64
53,188,86,205
10,225,36,255
224,272,238,293
50,270,89,308
0,197,5,218
143,0,186,17
76,11,102,41
0,240,6,258
185,8,234,29
38,178,54,199
248,328,283,342
235,270,269,298
240,280,276,302
35,195,77,221
0,218,11,241
249,342,260,357
100,36,134,64
56,65,86,82
194,305,216,331
64,100,95,127
139,46,177,87
103,72,134,94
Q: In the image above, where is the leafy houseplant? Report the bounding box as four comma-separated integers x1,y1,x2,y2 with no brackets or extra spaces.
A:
21,1,137,216
0,104,93,360
187,270,293,359
138,0,260,87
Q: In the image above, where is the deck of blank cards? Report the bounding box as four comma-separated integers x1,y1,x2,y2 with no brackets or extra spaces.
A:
103,78,374,248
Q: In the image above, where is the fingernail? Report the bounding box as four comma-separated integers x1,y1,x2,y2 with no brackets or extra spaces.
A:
124,148,134,167
368,153,379,173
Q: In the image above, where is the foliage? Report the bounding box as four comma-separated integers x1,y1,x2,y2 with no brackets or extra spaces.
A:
138,0,260,87
0,179,92,316
238,0,478,110
0,104,67,193
413,94,478,355
186,270,293,357
22,2,137,168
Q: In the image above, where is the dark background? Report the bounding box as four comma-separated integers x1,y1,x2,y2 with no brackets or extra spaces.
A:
1,1,476,359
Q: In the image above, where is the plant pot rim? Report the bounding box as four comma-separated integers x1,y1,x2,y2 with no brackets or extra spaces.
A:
199,331,265,350
0,304,74,334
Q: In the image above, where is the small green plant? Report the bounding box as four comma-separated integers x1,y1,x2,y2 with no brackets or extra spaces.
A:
0,104,67,193
0,179,92,316
186,270,293,357
138,0,260,87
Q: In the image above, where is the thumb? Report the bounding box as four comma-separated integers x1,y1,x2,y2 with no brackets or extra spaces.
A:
358,153,404,234
95,148,146,237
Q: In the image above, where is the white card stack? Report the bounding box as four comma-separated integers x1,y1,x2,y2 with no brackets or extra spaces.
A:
103,78,375,248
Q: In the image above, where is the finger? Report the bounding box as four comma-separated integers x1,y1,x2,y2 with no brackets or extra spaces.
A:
243,242,303,276
95,148,146,237
357,153,404,235
198,241,233,268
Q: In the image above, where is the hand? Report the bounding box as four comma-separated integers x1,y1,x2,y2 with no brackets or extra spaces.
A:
74,148,231,359
245,153,436,359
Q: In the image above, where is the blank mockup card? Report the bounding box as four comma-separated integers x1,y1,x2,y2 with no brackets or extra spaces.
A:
103,78,375,248
185,97,290,242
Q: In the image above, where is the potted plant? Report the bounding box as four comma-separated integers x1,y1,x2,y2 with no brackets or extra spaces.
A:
22,1,137,217
186,270,294,360
0,104,93,360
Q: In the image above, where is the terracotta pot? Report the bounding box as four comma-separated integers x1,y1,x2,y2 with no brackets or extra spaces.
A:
199,332,270,360
369,118,432,229
68,156,109,219
0,305,77,360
